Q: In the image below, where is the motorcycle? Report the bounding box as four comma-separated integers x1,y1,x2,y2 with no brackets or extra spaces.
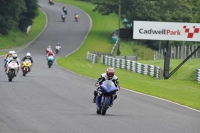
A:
49,0,54,5
75,15,79,22
95,80,118,115
21,59,32,76
61,15,65,22
63,9,67,15
55,46,61,54
47,56,54,68
7,61,18,82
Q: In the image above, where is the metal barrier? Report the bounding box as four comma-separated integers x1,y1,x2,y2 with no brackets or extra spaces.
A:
102,55,162,79
87,51,98,63
196,69,200,83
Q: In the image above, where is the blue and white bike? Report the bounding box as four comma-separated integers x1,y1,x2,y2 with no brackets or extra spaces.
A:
96,80,118,115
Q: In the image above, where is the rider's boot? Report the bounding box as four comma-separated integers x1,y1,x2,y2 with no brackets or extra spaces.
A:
14,69,18,77
93,90,97,103
109,95,117,107
5,69,8,74
4,65,7,72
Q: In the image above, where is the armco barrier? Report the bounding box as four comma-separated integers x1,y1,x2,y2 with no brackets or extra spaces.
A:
196,69,200,83
87,51,98,63
87,51,112,63
102,55,162,79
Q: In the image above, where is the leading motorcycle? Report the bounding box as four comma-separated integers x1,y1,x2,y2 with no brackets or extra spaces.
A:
47,56,54,68
7,61,18,82
21,59,32,76
95,80,118,115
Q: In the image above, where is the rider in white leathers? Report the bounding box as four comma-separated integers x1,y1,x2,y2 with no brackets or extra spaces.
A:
55,43,61,50
6,54,20,76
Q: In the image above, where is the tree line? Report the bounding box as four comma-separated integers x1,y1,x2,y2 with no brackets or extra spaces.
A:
0,0,38,35
80,0,200,50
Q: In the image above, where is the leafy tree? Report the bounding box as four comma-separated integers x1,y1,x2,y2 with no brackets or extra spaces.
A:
0,0,25,35
18,0,39,31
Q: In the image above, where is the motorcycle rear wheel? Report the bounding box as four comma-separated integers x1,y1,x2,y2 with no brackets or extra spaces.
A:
8,78,12,82
23,68,28,76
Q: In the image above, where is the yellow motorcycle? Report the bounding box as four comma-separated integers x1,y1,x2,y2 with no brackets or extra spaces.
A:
21,59,32,76
75,15,79,22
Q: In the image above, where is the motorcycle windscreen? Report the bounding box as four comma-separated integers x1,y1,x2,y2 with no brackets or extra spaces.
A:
100,80,117,93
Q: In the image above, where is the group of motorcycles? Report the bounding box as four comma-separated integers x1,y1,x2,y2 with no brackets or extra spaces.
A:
42,2,115,116
46,46,61,68
5,56,32,82
61,10,79,22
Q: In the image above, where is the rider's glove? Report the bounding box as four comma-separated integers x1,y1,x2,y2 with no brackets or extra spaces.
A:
95,83,100,87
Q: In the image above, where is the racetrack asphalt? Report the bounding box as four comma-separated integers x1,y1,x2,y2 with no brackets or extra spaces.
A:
0,0,199,133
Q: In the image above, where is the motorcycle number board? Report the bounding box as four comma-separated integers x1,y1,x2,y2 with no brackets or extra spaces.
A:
133,21,200,42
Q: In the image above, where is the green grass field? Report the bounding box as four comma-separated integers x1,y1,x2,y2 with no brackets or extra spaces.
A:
0,52,7,56
0,8,46,51
56,0,200,110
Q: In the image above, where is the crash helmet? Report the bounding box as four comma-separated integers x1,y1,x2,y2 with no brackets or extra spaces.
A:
8,51,12,55
13,54,17,59
26,53,31,58
106,67,114,79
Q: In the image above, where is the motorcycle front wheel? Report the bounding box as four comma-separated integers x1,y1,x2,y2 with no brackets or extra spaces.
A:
101,97,109,115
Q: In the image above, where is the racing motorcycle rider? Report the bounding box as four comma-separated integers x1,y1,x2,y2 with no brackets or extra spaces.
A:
4,51,14,72
46,45,52,54
46,50,55,58
6,54,20,76
21,53,34,72
93,67,120,106
74,12,79,20
55,43,61,50
61,13,65,21
63,7,67,14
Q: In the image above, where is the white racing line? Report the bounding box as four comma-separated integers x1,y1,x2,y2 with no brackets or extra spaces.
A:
0,8,48,58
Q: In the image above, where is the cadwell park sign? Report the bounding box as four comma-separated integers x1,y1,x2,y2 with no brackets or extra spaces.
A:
133,21,200,42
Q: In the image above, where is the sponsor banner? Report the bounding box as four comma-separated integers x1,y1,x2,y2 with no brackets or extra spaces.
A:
133,21,200,41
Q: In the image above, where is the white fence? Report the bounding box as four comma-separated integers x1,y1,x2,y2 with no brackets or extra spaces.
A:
101,55,162,79
154,44,200,60
86,51,98,63
196,69,200,83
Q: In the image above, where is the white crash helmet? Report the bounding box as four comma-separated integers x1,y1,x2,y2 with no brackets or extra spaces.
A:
12,51,16,54
8,51,12,54
13,54,17,59
26,53,31,57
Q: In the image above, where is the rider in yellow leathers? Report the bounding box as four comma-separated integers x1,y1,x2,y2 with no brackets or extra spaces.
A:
21,53,33,72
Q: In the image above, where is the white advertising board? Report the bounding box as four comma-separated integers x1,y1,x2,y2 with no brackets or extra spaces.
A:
133,21,200,41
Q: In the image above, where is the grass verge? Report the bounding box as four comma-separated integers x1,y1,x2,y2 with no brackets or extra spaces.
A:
0,52,7,56
56,0,200,110
0,8,46,51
